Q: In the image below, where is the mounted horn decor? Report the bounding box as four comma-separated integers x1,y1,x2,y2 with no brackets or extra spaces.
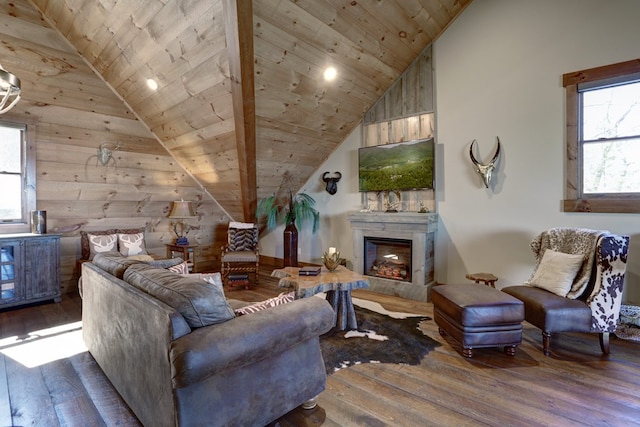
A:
90,142,120,167
322,171,342,195
469,137,501,188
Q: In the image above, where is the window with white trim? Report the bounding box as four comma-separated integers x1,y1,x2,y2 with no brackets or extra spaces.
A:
0,121,36,232
563,59,640,213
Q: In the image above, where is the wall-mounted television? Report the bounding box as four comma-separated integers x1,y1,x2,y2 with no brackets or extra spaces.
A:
358,138,434,192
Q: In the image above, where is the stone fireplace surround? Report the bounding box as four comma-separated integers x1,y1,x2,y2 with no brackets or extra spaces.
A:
348,212,438,302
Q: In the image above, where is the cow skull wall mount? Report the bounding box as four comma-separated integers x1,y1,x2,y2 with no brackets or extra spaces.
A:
469,137,501,188
322,171,342,195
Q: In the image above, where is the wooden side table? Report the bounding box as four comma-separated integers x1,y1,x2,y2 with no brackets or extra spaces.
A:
166,243,198,273
466,272,498,288
272,266,370,330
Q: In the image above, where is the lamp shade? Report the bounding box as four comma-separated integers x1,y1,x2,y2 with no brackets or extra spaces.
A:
168,200,195,218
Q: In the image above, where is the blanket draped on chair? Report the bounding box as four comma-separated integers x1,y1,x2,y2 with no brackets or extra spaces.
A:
528,227,606,299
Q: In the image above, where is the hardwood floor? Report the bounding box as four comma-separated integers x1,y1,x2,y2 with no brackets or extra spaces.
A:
1,267,639,426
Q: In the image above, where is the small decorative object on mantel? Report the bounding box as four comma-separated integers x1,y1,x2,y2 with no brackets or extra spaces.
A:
381,190,401,212
322,247,341,271
469,137,501,188
418,202,430,213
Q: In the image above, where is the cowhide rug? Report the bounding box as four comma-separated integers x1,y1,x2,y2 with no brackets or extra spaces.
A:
319,299,439,374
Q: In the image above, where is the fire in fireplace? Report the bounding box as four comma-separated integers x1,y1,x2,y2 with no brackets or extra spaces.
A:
364,237,412,283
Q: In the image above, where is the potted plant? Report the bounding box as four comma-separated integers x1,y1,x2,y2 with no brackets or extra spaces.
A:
256,189,319,267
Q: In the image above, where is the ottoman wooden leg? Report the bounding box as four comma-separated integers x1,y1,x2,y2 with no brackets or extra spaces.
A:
505,345,518,356
462,347,473,358
542,332,551,356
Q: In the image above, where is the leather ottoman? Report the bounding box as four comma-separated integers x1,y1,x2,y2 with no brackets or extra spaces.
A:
432,284,525,358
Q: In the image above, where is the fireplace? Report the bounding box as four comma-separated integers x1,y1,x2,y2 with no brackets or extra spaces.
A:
348,212,438,302
364,237,412,282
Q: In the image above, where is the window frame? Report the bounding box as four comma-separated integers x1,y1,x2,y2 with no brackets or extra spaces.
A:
563,58,640,213
0,120,36,233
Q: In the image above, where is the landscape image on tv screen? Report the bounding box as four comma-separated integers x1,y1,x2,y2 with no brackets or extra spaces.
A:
358,138,434,192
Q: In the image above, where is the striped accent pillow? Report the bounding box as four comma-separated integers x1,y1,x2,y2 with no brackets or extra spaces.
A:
234,292,295,316
168,261,189,275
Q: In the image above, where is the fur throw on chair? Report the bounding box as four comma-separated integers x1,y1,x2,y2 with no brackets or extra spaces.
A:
529,227,606,299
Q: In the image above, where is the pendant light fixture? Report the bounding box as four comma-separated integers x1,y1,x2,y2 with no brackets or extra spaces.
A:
0,64,21,114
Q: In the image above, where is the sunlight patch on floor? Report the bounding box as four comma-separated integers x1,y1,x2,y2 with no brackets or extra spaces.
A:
0,321,86,368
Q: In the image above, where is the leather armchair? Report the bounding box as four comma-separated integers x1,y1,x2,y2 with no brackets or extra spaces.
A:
503,229,629,356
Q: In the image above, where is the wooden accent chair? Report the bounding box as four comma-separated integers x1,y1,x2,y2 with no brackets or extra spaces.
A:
503,228,629,356
221,222,259,288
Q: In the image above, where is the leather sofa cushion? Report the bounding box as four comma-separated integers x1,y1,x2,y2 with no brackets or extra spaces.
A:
124,264,235,328
502,285,592,333
93,252,142,279
92,252,185,279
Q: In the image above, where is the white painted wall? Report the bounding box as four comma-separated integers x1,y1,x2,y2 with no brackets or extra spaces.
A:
260,0,640,304
435,0,640,302
258,125,363,264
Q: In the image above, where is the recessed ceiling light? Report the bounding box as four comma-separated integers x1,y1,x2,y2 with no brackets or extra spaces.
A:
146,78,158,90
324,67,337,81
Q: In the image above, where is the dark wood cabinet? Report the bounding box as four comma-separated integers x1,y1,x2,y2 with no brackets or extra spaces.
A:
0,233,61,309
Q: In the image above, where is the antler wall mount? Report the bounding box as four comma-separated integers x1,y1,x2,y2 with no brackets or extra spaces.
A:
469,137,501,188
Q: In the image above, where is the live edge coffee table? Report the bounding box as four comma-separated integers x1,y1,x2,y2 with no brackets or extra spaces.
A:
272,266,370,330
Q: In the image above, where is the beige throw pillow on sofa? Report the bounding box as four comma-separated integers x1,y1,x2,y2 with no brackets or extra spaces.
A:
87,233,118,259
117,232,148,256
527,249,585,297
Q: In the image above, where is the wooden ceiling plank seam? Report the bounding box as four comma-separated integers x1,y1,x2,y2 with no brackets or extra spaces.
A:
0,12,73,52
162,121,237,150
58,0,110,55
271,0,418,73
350,0,434,56
223,0,257,222
125,29,227,107
5,0,48,25
252,17,396,99
319,0,422,64
253,3,401,85
106,0,218,91
92,0,166,74
254,64,372,121
33,1,235,221
129,51,230,117
417,0,454,28
76,0,149,63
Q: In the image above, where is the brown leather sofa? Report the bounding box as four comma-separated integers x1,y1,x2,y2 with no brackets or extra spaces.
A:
81,253,335,426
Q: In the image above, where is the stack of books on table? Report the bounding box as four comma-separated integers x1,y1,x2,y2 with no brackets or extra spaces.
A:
228,274,250,288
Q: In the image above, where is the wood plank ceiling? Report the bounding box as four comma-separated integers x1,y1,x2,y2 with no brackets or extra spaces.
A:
28,0,471,222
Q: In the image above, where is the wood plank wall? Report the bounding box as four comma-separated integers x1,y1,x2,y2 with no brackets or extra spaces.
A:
0,2,230,294
362,45,436,213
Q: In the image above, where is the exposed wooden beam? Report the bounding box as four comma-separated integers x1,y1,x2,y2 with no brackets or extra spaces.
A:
223,0,257,222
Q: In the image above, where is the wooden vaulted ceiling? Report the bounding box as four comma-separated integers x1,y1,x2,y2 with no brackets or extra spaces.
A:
28,0,471,222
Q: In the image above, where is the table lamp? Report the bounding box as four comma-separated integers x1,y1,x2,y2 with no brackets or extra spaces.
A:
168,200,196,245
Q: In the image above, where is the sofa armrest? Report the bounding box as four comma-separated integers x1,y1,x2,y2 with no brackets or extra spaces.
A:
170,297,334,388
